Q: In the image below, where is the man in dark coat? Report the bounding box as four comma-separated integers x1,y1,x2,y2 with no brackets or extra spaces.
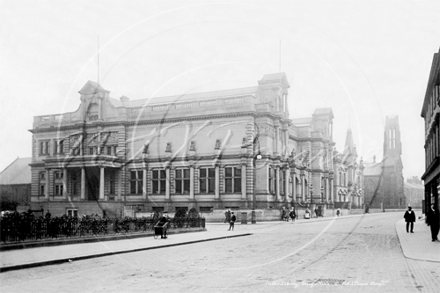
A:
426,204,440,242
228,212,236,231
157,212,170,239
403,206,416,233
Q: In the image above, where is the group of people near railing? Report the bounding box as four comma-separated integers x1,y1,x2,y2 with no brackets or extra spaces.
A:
0,210,205,243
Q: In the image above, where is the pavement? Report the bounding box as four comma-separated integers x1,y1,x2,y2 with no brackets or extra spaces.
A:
1,212,438,273
395,215,440,262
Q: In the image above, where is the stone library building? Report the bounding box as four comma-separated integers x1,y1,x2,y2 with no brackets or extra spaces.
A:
29,73,364,217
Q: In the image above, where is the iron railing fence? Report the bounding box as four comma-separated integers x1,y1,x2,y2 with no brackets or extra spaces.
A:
0,214,205,243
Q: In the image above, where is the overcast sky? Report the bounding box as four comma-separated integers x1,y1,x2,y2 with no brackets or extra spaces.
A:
1,0,439,179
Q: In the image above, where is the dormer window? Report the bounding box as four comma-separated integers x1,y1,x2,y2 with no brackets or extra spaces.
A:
87,103,99,121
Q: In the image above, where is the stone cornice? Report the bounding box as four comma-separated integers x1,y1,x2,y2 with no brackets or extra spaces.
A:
30,111,285,133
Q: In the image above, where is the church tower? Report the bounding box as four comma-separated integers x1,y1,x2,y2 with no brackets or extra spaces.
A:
383,115,402,158
382,115,405,208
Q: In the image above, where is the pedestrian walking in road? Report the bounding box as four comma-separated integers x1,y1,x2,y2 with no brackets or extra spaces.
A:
314,208,318,218
426,204,440,242
228,212,236,231
403,206,416,233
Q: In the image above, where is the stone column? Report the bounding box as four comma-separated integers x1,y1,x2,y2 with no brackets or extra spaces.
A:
241,164,246,200
117,169,122,201
45,169,49,199
99,166,105,200
301,174,305,201
285,167,290,200
215,165,220,200
276,166,280,201
190,165,195,200
325,177,329,202
81,167,86,200
165,168,170,200
142,167,147,200
292,173,296,201
62,168,67,198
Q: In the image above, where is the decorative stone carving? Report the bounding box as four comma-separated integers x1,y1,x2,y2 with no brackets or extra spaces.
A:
189,141,196,151
215,139,221,150
165,142,172,153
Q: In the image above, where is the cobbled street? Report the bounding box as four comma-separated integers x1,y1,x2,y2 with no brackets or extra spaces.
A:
1,213,439,293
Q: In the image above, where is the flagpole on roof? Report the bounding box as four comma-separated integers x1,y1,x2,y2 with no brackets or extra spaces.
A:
97,35,100,85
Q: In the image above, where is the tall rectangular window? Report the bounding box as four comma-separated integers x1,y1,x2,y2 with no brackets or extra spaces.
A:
39,172,46,196
130,170,143,194
54,171,63,196
40,141,49,155
56,140,64,154
199,167,215,193
152,169,166,194
175,168,190,194
225,167,241,193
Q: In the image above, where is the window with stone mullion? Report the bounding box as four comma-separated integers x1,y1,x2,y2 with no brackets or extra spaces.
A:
152,169,166,195
175,168,190,195
130,170,142,194
225,167,241,193
200,167,215,194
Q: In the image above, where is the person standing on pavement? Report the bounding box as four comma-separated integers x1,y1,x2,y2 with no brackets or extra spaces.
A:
403,206,416,233
336,208,341,217
426,204,440,242
289,207,296,223
228,212,236,231
157,212,170,239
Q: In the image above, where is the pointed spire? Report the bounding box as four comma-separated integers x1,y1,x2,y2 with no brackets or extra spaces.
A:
344,129,356,155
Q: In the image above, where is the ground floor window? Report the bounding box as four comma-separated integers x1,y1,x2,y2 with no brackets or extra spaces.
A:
152,169,166,194
66,209,78,217
39,171,46,196
130,170,143,194
55,184,63,196
199,167,215,194
225,167,241,193
175,168,190,194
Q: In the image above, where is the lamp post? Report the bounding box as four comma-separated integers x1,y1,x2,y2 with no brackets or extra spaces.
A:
252,132,262,210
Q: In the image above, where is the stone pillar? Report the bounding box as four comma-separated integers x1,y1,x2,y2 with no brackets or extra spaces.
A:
99,166,105,200
81,167,86,200
292,173,296,201
276,166,281,201
190,166,195,200
241,164,246,200
117,169,122,201
215,165,220,200
45,169,49,199
325,177,329,202
142,167,147,200
285,167,290,200
62,168,67,198
165,168,170,200
301,174,306,201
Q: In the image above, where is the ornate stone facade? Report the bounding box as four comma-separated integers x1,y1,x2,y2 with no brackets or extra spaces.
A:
29,73,358,216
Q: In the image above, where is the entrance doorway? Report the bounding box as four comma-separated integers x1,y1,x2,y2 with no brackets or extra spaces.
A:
88,175,99,200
